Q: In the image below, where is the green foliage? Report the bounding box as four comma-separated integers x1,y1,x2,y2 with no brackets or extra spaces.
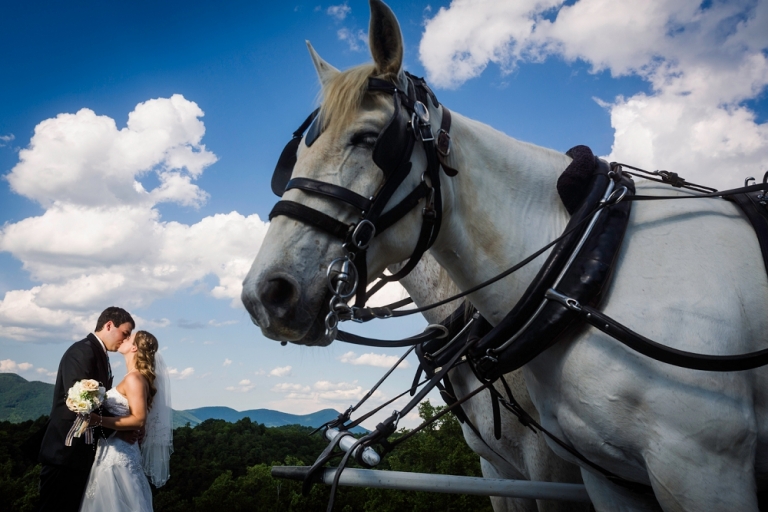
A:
0,402,494,512
0,417,45,512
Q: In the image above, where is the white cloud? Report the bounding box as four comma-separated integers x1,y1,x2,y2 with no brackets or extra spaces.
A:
420,0,768,190
270,379,384,403
327,3,351,21
0,134,14,147
36,367,57,378
337,28,368,52
226,378,256,392
168,367,194,379
271,382,311,394
0,96,270,341
269,365,292,377
223,358,232,366
339,351,411,369
0,359,33,372
209,319,238,327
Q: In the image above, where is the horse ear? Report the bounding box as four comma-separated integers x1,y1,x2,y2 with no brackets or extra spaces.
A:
306,41,340,88
369,0,404,79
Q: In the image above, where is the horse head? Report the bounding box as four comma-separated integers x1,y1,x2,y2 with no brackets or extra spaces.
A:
242,0,449,345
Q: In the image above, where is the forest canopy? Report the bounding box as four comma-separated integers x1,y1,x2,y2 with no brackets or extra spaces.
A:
1,401,493,512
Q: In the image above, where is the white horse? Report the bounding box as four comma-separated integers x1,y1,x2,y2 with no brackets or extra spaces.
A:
242,1,768,510
395,253,586,512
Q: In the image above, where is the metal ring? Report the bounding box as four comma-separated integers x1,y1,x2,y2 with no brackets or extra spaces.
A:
326,257,358,299
325,310,339,331
426,324,450,339
606,186,628,205
565,298,582,312
352,220,376,249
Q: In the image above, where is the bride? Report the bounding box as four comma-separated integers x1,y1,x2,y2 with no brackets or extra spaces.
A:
80,331,173,512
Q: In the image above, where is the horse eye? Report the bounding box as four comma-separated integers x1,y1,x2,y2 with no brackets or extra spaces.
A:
351,132,378,149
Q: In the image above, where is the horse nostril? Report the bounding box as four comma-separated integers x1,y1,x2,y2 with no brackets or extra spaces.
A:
258,276,300,318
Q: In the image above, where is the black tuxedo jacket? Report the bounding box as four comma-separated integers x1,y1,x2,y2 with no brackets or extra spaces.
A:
38,334,114,470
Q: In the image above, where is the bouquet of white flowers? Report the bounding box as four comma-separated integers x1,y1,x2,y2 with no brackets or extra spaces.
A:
64,379,106,446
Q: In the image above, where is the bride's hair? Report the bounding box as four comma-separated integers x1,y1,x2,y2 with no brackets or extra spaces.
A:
133,331,159,409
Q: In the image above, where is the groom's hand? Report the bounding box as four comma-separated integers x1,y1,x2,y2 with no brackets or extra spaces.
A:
116,430,141,444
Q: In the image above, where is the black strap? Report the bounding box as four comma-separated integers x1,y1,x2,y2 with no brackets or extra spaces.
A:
628,182,768,201
375,181,430,233
335,324,448,347
437,107,459,177
285,178,373,212
269,200,352,241
575,300,768,371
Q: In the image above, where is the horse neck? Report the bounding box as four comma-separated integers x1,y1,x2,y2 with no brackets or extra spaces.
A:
431,111,572,325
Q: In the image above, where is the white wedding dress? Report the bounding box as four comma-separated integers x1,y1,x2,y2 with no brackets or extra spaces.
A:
80,388,153,512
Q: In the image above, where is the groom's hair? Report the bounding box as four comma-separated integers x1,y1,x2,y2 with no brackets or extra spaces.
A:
95,306,135,332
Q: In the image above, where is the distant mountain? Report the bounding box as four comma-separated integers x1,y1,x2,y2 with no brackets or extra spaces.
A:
0,373,52,422
1,373,366,433
180,406,367,433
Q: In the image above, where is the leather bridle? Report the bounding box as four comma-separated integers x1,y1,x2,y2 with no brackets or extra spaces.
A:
269,72,455,342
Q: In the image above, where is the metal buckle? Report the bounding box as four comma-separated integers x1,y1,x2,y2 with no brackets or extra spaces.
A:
352,220,376,249
437,129,451,156
411,101,435,142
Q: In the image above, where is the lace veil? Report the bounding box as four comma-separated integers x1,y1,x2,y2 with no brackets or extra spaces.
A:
141,351,173,487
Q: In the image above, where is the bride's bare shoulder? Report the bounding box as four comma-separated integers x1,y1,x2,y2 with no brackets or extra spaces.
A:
118,371,148,396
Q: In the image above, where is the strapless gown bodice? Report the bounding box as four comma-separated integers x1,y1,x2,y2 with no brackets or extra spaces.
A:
79,388,153,511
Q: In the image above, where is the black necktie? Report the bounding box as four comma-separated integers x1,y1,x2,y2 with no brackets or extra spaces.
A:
107,356,113,383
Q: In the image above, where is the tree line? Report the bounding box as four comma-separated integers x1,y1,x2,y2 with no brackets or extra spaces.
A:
1,401,493,511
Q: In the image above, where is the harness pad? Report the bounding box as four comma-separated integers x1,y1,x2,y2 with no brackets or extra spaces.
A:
471,147,635,381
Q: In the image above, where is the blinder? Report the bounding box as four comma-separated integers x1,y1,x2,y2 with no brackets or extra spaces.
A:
271,108,320,197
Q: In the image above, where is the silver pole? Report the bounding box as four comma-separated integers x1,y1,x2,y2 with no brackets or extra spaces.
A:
271,466,591,503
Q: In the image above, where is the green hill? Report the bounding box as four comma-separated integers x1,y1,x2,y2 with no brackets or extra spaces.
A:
0,374,365,432
0,373,53,422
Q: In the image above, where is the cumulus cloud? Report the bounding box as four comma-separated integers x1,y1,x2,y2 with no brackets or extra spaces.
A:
339,351,411,369
168,367,194,379
0,359,33,372
226,378,256,392
420,0,768,189
223,359,232,366
36,367,57,379
271,382,311,394
269,365,292,377
327,3,351,21
271,379,385,403
0,96,269,341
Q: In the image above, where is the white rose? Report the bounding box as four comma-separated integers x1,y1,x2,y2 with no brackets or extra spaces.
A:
81,380,99,392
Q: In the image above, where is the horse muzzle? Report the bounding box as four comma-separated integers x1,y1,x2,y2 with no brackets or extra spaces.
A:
242,270,333,346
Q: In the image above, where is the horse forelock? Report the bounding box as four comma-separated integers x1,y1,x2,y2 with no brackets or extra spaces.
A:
318,63,398,136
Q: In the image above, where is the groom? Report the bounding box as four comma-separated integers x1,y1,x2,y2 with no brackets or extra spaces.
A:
37,306,135,512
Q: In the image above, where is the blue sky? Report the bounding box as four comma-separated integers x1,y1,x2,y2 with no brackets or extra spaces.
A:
1,0,766,428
